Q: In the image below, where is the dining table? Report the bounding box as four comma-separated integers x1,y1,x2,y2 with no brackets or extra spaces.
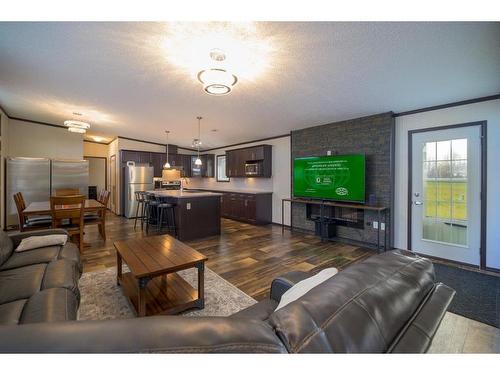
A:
23,199,107,240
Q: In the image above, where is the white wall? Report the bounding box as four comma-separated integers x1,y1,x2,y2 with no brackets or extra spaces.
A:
118,138,165,153
7,119,83,159
86,157,107,195
188,136,291,225
83,141,109,158
394,99,500,269
108,138,119,213
0,109,9,229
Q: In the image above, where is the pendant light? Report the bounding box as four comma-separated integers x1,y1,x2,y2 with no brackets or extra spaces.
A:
195,117,202,166
163,130,171,169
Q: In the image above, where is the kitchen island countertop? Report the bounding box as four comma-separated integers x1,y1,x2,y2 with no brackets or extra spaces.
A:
147,190,223,199
184,187,273,195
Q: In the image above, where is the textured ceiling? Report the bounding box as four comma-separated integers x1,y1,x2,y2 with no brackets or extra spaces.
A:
0,22,499,148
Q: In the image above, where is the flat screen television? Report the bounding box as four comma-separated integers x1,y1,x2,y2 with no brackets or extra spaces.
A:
293,154,366,202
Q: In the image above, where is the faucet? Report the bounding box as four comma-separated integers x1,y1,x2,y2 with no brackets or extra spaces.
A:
180,177,189,192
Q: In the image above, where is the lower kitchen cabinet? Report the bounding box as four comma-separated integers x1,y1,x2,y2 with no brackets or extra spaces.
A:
220,192,272,224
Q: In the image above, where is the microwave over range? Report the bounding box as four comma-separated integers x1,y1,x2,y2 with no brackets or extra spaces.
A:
244,162,262,176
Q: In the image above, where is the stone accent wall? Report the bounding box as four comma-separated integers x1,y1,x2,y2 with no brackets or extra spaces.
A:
291,112,395,247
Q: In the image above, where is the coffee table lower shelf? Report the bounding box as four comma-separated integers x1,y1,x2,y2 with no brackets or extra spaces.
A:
119,271,202,316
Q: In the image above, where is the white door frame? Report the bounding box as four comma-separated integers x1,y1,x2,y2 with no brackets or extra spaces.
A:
407,121,487,268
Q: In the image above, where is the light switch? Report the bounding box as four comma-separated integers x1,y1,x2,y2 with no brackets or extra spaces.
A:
186,203,191,210
327,150,332,156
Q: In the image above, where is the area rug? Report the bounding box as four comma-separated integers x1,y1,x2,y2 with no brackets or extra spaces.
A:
78,266,257,320
434,263,500,328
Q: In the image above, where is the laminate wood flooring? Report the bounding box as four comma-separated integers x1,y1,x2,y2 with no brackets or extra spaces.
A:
81,213,374,300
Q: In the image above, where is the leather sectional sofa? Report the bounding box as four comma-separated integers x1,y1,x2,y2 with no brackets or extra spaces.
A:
0,249,454,353
0,229,82,325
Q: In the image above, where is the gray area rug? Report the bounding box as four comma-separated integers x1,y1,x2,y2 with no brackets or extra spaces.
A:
78,266,257,320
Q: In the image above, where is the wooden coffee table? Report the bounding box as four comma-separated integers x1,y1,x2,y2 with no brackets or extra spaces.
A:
114,234,207,316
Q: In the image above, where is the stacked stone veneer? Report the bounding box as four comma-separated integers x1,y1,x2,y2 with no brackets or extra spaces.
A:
291,112,395,247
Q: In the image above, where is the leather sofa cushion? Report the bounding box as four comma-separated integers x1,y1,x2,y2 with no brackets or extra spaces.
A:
0,316,287,353
268,250,435,353
42,260,80,302
231,299,278,321
20,288,78,324
0,246,60,271
0,300,27,325
0,231,14,267
0,264,46,305
58,242,82,274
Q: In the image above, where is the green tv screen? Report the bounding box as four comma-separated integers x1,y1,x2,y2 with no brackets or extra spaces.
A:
293,154,365,202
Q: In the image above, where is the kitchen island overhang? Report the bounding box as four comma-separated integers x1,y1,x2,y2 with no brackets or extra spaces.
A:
146,190,222,241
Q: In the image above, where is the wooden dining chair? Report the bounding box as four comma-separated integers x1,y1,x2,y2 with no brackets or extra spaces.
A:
55,188,80,196
50,195,86,252
84,190,110,240
13,192,52,232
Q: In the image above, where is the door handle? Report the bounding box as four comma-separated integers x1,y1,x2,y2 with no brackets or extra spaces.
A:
413,201,423,206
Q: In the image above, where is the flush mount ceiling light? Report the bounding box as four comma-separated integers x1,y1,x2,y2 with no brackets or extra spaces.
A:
197,67,238,96
64,113,90,134
162,22,275,89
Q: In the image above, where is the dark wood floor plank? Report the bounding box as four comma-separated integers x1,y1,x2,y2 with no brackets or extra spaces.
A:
81,214,375,301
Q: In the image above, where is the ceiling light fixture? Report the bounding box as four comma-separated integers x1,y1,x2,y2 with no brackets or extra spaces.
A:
195,116,203,166
164,130,171,169
64,112,90,134
197,49,237,96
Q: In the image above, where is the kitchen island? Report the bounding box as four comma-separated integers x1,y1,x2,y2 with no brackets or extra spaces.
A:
146,190,222,241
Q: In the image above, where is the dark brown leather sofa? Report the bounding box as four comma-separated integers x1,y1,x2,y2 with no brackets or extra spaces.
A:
0,250,454,353
0,229,82,325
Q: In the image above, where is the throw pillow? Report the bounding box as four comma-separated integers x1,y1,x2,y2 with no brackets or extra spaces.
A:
15,234,68,252
275,267,338,311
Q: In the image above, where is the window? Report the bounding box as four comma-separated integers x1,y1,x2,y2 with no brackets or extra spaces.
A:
216,155,229,182
422,138,468,246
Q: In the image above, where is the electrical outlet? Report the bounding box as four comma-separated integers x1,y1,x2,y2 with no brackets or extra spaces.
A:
186,203,191,210
327,150,332,156
381,223,385,231
373,221,378,229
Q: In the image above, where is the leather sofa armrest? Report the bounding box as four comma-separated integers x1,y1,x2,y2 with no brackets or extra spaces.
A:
0,316,287,353
270,271,311,302
389,283,456,353
9,229,69,247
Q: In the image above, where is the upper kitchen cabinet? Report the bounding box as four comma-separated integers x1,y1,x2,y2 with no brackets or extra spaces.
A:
190,154,215,178
226,145,272,178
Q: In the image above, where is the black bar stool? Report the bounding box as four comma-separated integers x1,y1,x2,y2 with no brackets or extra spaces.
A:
133,191,146,230
144,193,160,234
157,197,177,237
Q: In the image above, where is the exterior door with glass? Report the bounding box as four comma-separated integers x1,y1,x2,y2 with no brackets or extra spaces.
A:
410,125,482,265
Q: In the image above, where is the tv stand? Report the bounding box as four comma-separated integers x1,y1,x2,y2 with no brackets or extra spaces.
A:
281,198,388,252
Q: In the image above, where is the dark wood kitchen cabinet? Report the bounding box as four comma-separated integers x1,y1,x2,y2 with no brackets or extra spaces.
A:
190,154,215,178
219,192,272,224
226,145,272,178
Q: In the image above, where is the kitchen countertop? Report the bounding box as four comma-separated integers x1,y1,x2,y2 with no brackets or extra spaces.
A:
146,190,222,199
185,187,273,195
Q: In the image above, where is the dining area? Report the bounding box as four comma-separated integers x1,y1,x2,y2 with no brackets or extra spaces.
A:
13,189,110,252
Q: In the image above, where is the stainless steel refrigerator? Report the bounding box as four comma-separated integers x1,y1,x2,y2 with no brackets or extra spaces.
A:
51,159,89,197
123,163,154,218
6,157,51,227
6,157,89,228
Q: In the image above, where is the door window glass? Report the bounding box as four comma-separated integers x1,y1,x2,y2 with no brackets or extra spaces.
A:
422,139,468,246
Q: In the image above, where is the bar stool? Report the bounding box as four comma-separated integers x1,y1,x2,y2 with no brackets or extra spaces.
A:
144,193,159,234
133,191,146,230
157,198,177,237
